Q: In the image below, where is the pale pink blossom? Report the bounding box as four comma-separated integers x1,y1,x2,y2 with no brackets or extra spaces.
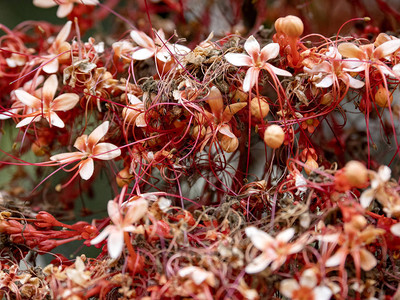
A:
33,0,99,18
245,227,305,273
90,199,148,259
360,165,391,208
304,46,365,89
130,29,190,62
15,74,79,128
50,121,121,180
225,35,292,92
280,268,332,300
122,94,146,127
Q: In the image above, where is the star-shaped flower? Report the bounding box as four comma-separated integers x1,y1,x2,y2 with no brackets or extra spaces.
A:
225,35,292,92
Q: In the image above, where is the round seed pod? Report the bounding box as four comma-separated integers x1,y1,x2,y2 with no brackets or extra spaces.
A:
281,15,304,37
250,97,270,119
304,157,319,175
263,125,284,149
344,160,368,188
116,167,134,188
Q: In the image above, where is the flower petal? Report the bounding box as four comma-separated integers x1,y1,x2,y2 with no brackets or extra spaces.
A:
14,90,41,109
52,93,79,111
42,75,58,104
359,248,377,271
218,124,236,138
338,43,365,59
224,53,252,67
245,253,272,274
378,165,391,182
33,0,57,8
245,227,274,250
243,67,260,92
43,57,59,74
132,48,155,61
108,229,124,259
57,3,74,18
313,286,333,300
315,75,334,88
107,200,121,225
92,143,121,160
326,248,347,267
88,121,109,149
346,74,365,89
48,111,65,128
130,30,154,49
276,228,295,243
260,43,280,61
279,279,299,298
125,199,148,224
360,188,375,208
90,225,112,245
390,223,400,237
266,64,292,77
79,158,94,180
16,116,39,128
55,21,72,45
374,39,400,59
50,152,83,163
244,35,260,59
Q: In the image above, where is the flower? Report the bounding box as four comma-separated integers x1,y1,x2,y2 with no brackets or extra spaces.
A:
280,268,332,300
301,114,320,133
225,35,292,92
50,121,121,180
122,94,146,127
33,0,99,18
130,29,190,62
360,165,391,208
304,46,365,89
15,74,79,128
245,227,305,273
90,199,148,259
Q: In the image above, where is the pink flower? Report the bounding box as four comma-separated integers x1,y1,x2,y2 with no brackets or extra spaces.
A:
90,199,148,259
50,121,121,180
33,0,98,18
225,35,292,92
304,46,365,89
130,29,190,62
280,268,332,300
245,227,305,273
15,74,79,128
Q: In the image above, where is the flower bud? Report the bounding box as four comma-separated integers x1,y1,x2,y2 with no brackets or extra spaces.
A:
321,92,333,105
281,15,304,37
274,17,285,33
250,97,270,119
263,125,284,149
344,160,368,188
220,135,239,153
375,85,393,108
116,167,134,187
304,157,318,175
191,125,206,139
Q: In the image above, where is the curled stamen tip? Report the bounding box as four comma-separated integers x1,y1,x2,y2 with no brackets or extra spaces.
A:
364,17,371,22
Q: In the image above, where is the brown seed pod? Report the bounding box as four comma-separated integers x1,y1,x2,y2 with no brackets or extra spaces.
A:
250,97,270,119
281,15,304,37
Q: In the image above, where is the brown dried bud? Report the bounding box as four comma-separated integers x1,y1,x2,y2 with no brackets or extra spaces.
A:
375,86,393,108
263,125,284,149
281,15,304,37
116,167,134,187
250,97,270,119
344,160,368,188
321,92,333,105
304,157,319,175
232,89,248,103
220,135,239,153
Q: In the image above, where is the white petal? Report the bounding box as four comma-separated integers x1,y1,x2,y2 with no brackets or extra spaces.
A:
266,64,292,77
313,286,333,300
326,249,346,267
132,48,155,61
107,230,124,259
57,3,74,18
245,253,272,274
347,74,365,89
79,158,94,180
299,269,317,288
14,90,41,108
88,121,109,149
243,67,260,92
43,58,59,74
16,116,40,128
378,165,391,182
276,228,295,243
90,225,112,245
390,223,400,237
48,112,65,128
279,279,299,298
107,201,121,225
360,189,375,208
245,227,274,250
92,143,121,160
224,53,252,67
359,248,377,271
316,75,334,88
244,35,260,58
33,0,57,8
260,43,280,61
